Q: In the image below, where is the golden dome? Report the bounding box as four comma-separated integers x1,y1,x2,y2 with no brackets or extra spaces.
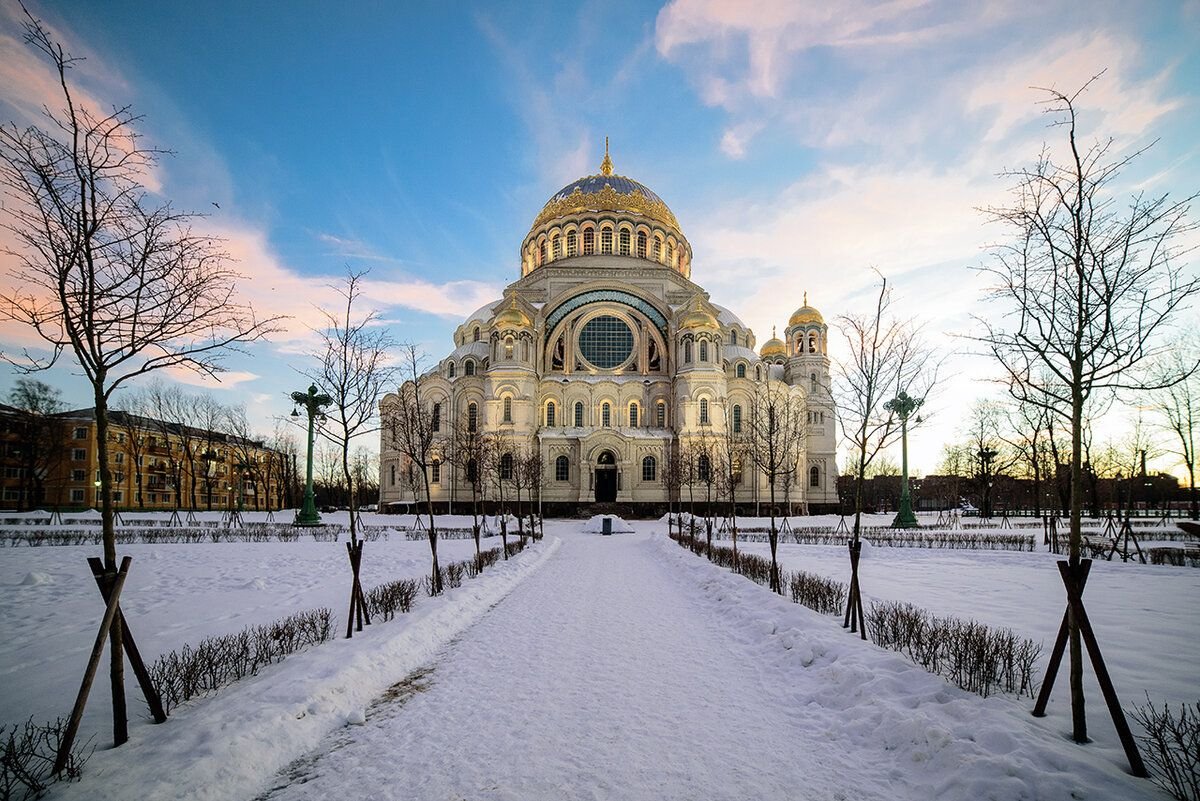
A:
494,298,532,328
680,299,719,331
760,326,785,357
788,292,823,327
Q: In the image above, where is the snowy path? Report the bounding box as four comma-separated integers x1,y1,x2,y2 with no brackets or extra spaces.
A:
259,530,904,801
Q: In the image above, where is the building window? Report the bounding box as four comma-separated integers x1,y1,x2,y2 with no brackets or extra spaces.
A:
448,362,456,378
810,465,820,487
467,459,478,483
73,427,87,439
730,330,738,346
473,326,481,342
574,401,584,427
468,402,478,433
71,489,85,503
503,396,513,423
431,459,441,484
809,333,818,353
699,398,709,425
504,337,514,359
601,402,611,427
732,404,742,433
538,240,546,265
114,452,125,464
653,237,662,261
636,231,647,258
699,341,708,362
500,453,513,480
552,234,561,260
566,230,577,256
755,366,761,381
697,454,711,482
656,401,666,428
736,363,746,378
583,228,595,254
465,360,475,376
390,464,396,486
619,229,630,255
555,455,569,481
432,402,441,432
628,403,638,428
684,340,692,364
642,455,657,482
72,448,86,461
72,469,85,482
810,372,818,392
601,227,613,254
578,315,634,369
546,401,556,427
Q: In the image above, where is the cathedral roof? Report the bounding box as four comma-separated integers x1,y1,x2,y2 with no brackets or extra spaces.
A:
788,292,823,327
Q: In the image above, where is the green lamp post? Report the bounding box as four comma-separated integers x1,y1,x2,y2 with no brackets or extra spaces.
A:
291,384,332,527
886,391,922,529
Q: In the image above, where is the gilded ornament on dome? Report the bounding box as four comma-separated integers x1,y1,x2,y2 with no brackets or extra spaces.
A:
531,182,681,232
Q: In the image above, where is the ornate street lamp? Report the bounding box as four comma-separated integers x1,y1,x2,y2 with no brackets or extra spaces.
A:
977,447,998,518
885,391,923,528
291,384,332,526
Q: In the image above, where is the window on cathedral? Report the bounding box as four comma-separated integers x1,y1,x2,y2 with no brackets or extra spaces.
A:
732,404,742,433
448,362,456,378
504,337,514,359
432,402,441,432
500,453,513,480
567,230,577,256
697,454,711,482
389,464,396,486
653,237,662,262
755,366,761,381
628,403,639,428
473,326,481,342
538,240,546,265
730,330,737,346
546,401,556,427
578,315,634,369
465,360,475,376
699,341,708,362
637,231,647,258
810,372,818,392
583,228,594,254
552,235,561,260
684,340,692,363
574,401,584,427
555,455,569,481
503,396,513,423
736,363,745,378
668,242,676,266
810,465,820,487
467,402,478,433
601,402,611,427
699,398,709,425
619,229,630,255
601,228,613,254
656,400,666,428
642,455,657,482
467,459,478,483
431,458,441,483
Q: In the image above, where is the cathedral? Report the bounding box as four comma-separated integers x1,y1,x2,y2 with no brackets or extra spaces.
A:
380,145,839,515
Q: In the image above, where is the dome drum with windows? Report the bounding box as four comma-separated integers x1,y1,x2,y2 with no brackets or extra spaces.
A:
380,142,839,516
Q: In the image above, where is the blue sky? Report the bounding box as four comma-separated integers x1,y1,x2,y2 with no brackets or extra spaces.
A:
2,0,1198,475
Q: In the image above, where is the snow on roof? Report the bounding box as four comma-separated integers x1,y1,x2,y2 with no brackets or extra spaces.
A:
724,345,760,363
446,341,490,361
464,299,501,324
711,304,747,329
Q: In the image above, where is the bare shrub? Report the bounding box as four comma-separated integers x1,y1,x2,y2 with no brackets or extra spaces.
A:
789,571,846,616
1,717,92,800
1149,548,1200,568
1132,697,1200,801
365,578,420,622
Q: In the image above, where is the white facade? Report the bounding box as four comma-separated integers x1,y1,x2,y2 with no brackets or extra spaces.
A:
380,149,839,513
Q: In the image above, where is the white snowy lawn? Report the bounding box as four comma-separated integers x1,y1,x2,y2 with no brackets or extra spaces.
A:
1,514,1191,800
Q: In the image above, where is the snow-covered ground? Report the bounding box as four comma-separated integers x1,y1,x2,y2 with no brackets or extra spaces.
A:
1,515,1193,799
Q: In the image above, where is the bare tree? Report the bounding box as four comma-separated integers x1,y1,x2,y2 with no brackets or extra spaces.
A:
976,75,1199,754
7,378,65,511
0,12,281,748
745,380,806,593
486,430,514,557
714,406,749,571
110,391,154,510
385,344,444,592
224,405,270,511
660,443,684,533
447,415,488,561
961,400,1018,518
1152,340,1199,519
306,268,396,544
1003,396,1055,516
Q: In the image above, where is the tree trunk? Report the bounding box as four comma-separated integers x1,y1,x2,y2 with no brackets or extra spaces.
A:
422,468,441,593
93,386,128,746
768,478,780,593
1068,378,1087,742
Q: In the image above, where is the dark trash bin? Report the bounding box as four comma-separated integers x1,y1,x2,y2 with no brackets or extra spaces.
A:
602,517,612,536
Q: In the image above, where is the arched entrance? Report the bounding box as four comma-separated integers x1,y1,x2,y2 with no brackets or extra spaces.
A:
594,450,617,503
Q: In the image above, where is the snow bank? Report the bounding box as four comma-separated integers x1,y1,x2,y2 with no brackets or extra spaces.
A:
580,514,634,534
49,538,559,801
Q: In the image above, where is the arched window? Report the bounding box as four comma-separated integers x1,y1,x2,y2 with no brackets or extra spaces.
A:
448,362,456,378
583,228,595,254
503,396,513,423
389,464,396,486
736,363,746,378
566,230,577,256
574,401,584,427
466,459,478,483
699,398,709,425
537,240,546,265
552,234,561,260
697,454,711,482
810,465,820,487
467,402,478,433
684,340,692,363
656,400,666,428
732,404,742,433
601,227,613,254
642,455,657,482
432,402,441,432
653,236,662,262
500,453,513,480
628,402,639,428
809,333,818,353
755,366,761,381
699,341,708,362
668,242,676,267
465,360,476,376
504,337,514,359
555,455,569,481
636,231,647,258
546,401,556,427
473,326,481,342
619,229,630,255
601,402,611,427
431,458,441,484
810,372,818,392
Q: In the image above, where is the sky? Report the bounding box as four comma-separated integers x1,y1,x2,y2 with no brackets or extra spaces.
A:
1,0,1198,478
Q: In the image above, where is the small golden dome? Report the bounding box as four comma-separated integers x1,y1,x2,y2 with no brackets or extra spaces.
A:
494,298,532,328
760,326,785,357
680,299,719,330
788,292,823,327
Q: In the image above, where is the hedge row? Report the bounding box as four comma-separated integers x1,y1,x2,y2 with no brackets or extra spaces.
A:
0,717,91,801
0,524,406,547
707,527,1034,551
1148,548,1200,568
